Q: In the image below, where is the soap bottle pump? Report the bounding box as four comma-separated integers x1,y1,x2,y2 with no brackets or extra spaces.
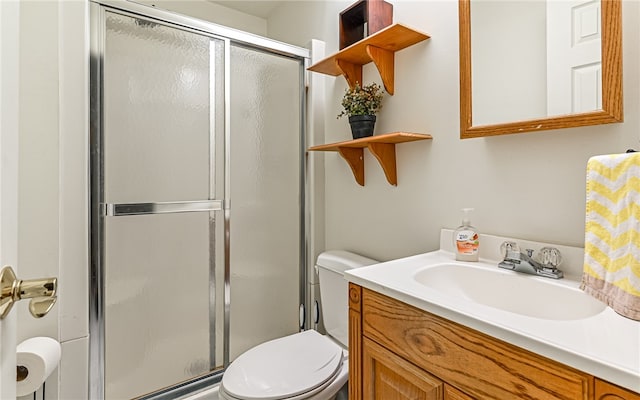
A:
453,208,479,262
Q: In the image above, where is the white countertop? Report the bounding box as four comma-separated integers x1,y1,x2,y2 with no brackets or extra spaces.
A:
344,234,640,393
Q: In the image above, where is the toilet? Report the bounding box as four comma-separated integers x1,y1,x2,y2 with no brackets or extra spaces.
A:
219,250,378,400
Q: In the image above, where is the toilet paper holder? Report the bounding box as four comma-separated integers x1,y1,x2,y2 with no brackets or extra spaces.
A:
0,266,57,319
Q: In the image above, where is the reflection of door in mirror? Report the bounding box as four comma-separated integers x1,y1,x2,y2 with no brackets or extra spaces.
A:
459,0,622,138
471,0,602,126
547,0,602,116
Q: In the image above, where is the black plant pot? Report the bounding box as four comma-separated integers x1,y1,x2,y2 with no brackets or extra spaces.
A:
348,115,376,139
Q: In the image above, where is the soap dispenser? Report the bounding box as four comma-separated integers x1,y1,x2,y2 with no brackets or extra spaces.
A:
453,208,479,262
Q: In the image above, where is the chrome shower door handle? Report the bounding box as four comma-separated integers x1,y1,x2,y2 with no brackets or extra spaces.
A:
0,266,57,319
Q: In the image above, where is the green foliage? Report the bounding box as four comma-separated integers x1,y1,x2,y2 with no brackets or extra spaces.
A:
337,82,384,118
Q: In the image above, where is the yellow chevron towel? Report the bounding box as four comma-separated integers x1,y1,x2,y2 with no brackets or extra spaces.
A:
581,152,640,320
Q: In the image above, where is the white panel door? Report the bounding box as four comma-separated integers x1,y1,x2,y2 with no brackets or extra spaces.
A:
0,0,20,398
547,0,602,116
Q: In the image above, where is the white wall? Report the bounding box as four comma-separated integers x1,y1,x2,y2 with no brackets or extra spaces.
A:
17,3,61,399
18,0,60,344
267,0,640,262
17,1,88,400
136,0,268,36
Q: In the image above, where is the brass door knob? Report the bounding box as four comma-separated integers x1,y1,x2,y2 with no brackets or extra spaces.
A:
0,266,57,319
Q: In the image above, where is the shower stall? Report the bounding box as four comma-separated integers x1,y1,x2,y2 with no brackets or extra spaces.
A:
89,2,309,399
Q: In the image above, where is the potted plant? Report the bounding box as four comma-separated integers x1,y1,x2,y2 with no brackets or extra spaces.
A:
337,82,384,139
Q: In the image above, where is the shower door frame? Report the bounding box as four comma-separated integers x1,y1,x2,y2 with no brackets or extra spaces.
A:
89,2,310,399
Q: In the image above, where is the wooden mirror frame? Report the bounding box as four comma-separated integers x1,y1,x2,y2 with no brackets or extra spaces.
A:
459,0,623,139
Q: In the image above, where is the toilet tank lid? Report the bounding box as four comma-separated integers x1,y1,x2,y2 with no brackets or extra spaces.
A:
316,250,378,274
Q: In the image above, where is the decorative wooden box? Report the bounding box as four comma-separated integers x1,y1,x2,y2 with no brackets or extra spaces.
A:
339,0,393,49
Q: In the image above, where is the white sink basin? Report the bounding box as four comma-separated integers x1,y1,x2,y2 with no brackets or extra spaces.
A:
413,263,607,320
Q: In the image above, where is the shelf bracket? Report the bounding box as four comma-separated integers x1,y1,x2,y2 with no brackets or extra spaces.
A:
308,132,432,187
335,59,363,89
337,147,365,186
366,45,395,95
367,142,397,185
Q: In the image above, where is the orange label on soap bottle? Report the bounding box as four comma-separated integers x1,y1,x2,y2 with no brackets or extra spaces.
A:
455,231,479,255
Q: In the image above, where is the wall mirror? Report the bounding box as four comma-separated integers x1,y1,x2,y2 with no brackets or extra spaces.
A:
459,0,622,139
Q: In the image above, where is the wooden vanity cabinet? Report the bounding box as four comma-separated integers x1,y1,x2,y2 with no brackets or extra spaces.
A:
595,379,640,400
349,283,639,400
444,385,475,400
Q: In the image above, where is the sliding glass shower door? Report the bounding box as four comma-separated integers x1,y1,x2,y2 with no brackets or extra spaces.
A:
98,10,226,400
91,4,306,399
228,44,303,361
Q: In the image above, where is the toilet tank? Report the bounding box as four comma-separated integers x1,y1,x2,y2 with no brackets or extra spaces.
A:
316,250,378,348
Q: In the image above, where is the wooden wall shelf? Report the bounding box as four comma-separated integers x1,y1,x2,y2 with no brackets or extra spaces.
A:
308,132,432,186
308,23,430,95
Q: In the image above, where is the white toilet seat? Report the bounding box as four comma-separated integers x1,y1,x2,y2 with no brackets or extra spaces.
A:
219,365,343,400
219,330,346,400
219,361,348,400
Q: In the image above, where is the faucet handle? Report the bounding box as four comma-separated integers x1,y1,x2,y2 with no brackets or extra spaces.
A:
500,241,521,260
537,247,563,268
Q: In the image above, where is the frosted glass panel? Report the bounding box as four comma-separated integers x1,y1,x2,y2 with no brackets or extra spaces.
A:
103,12,214,203
229,45,302,360
100,11,226,399
104,213,213,400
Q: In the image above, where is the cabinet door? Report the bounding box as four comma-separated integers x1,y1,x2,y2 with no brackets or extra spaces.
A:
363,337,443,400
595,379,640,400
445,384,475,400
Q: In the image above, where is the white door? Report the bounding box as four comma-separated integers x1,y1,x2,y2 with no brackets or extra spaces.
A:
547,0,602,116
0,0,20,398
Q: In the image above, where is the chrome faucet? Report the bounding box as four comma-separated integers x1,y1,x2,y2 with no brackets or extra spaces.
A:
498,241,564,279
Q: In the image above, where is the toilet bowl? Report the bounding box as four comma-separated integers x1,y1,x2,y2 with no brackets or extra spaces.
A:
219,251,378,400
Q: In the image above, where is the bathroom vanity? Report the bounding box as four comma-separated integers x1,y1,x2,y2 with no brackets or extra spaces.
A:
349,284,640,399
345,231,640,400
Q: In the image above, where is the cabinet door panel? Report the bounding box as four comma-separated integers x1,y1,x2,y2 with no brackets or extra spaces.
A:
363,337,443,400
596,379,640,400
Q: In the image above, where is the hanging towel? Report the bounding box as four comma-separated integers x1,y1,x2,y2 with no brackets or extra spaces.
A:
581,152,640,320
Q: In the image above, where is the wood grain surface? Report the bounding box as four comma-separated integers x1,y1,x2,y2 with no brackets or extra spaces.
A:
361,288,594,399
